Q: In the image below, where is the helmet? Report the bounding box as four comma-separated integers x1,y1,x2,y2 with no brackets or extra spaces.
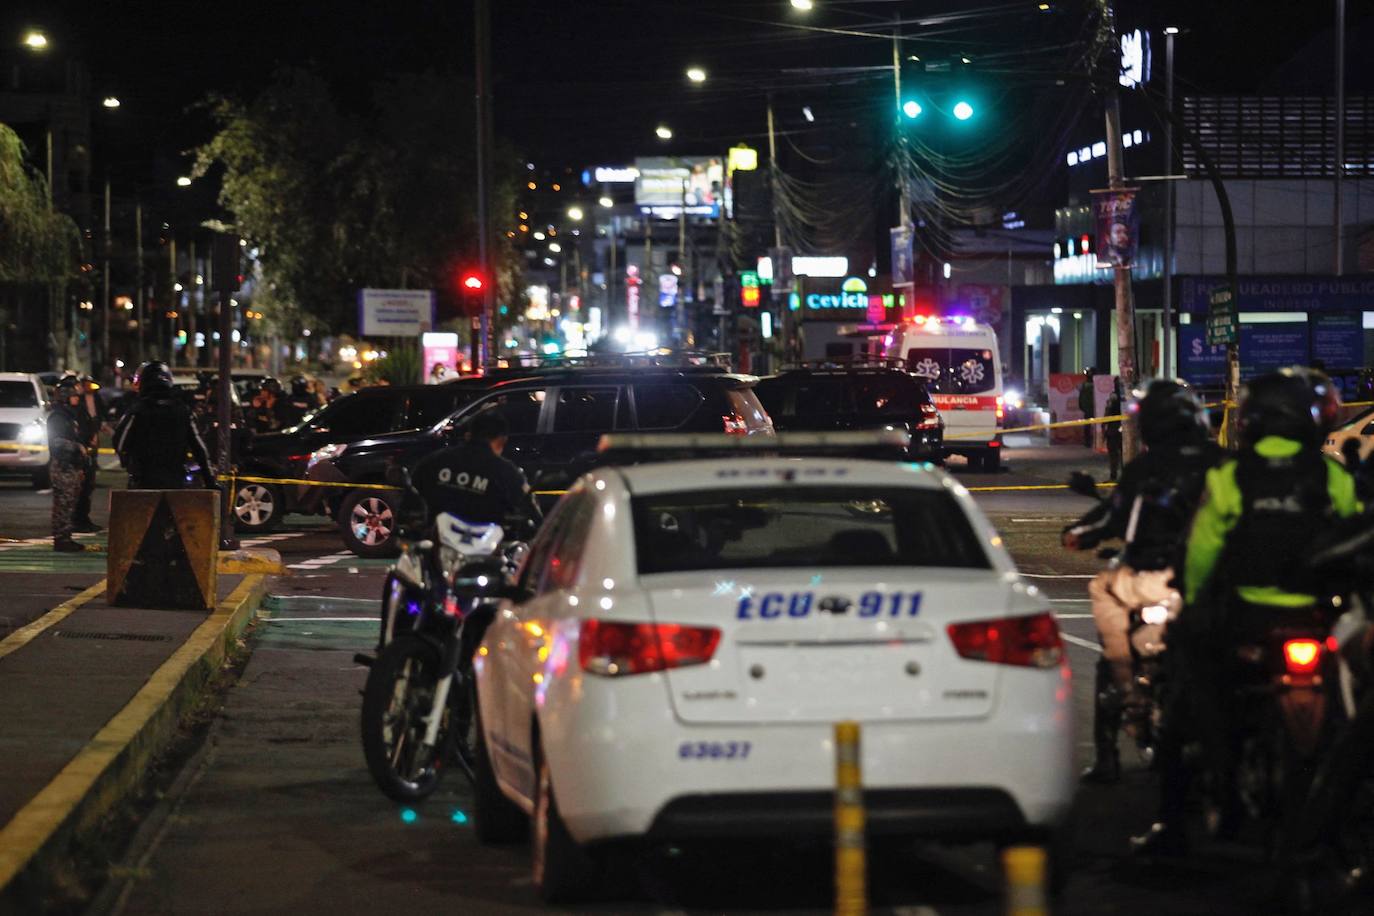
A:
1238,367,1341,447
259,376,283,396
133,360,174,395
1129,379,1208,449
290,375,310,396
55,375,82,396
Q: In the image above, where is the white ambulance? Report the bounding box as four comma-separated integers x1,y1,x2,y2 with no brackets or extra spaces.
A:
878,316,1005,471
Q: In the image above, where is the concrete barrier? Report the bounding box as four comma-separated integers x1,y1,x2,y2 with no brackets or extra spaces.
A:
107,490,219,610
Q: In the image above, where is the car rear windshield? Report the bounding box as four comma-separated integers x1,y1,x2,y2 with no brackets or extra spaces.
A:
907,348,996,395
0,381,39,408
632,487,989,574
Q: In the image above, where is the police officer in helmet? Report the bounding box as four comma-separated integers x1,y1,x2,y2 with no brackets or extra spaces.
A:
1133,367,1360,855
48,375,91,552
402,409,541,537
1063,379,1224,783
113,360,216,490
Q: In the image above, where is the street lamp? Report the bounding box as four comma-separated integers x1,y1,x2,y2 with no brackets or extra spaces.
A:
549,242,562,253
21,30,47,50
655,125,673,140
952,100,975,121
598,196,614,208
686,66,707,83
790,0,814,10
176,176,192,187
567,206,584,221
102,96,121,109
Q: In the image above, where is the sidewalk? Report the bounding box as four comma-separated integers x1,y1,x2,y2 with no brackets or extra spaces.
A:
0,571,268,913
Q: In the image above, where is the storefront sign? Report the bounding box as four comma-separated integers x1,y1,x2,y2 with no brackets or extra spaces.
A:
1311,312,1363,367
358,289,434,336
1179,323,1311,384
1180,276,1374,313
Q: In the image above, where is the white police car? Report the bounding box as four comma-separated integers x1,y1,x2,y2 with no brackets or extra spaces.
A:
470,433,1074,901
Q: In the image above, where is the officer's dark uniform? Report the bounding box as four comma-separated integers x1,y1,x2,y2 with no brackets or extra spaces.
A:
406,441,541,535
275,379,315,429
113,364,215,490
73,381,103,531
47,384,88,550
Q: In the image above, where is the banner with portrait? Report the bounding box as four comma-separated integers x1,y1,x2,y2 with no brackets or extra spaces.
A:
1093,187,1140,269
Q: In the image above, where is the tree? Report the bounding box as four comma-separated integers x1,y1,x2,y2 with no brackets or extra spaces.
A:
0,123,83,369
196,68,523,340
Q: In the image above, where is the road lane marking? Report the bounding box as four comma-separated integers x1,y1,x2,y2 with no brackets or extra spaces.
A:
1060,633,1102,652
1053,613,1094,619
1020,573,1095,579
264,616,380,623
0,581,106,661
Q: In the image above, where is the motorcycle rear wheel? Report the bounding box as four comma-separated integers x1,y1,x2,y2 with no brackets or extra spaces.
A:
361,635,452,802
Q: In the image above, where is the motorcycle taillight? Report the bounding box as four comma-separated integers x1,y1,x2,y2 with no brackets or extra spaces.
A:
1282,638,1323,676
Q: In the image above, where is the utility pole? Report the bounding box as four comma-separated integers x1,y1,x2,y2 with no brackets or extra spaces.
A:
1335,0,1346,275
1162,29,1176,379
474,0,495,368
1100,6,1140,461
101,177,111,379
893,14,911,227
766,93,786,368
135,202,145,364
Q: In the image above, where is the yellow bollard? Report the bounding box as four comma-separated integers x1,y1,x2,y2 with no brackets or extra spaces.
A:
833,720,866,916
1002,845,1049,916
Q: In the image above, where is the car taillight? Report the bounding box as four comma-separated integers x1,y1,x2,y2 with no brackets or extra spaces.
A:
918,402,940,430
947,613,1064,668
723,414,748,436
579,620,721,676
1283,638,1323,676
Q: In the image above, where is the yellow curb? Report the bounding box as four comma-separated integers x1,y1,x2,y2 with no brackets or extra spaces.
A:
0,574,267,909
0,582,106,662
217,547,286,575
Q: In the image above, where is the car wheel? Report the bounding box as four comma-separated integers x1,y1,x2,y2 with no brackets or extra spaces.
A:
339,489,401,558
980,449,1001,473
472,695,529,844
31,468,50,490
532,737,602,902
232,481,282,532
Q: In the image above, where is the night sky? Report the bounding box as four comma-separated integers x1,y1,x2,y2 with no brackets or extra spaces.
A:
3,1,1369,193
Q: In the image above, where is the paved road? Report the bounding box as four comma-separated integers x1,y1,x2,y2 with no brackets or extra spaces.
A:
14,445,1346,913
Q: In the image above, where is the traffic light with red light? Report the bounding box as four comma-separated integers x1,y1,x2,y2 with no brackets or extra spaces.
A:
461,271,485,293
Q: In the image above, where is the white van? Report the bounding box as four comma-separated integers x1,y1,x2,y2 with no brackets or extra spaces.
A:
880,317,1005,471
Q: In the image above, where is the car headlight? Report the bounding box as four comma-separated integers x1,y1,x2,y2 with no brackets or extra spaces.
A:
19,421,46,445
307,443,347,467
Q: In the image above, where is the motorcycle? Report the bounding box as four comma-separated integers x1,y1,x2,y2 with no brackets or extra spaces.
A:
1066,471,1176,764
356,511,525,802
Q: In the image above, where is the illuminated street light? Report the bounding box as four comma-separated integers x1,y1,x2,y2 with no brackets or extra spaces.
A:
655,125,673,140
1163,25,1180,34
599,196,614,208
790,0,814,9
802,106,815,122
102,96,121,109
567,206,584,221
549,242,562,253
22,30,47,50
901,100,922,119
686,66,706,83
952,101,974,121
176,176,192,187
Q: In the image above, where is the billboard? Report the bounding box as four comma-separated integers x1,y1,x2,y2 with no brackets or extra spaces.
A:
635,157,725,217
358,289,435,336
1093,188,1140,269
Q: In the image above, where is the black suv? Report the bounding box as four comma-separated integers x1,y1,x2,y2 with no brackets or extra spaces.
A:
754,361,943,461
231,380,493,531
309,366,773,556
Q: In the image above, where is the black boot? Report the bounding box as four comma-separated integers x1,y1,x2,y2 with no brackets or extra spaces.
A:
54,537,85,553
1130,821,1189,858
